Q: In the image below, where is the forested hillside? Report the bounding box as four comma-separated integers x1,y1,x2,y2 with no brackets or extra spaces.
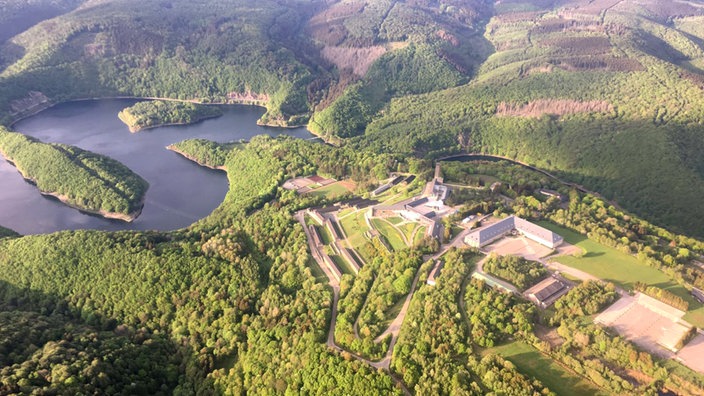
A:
0,136,400,394
0,0,322,126
3,0,704,394
0,129,148,219
351,0,704,237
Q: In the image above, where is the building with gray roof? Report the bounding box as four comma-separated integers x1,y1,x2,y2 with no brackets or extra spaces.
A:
464,215,563,248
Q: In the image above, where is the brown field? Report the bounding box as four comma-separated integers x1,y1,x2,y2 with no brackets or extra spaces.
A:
539,36,613,54
550,55,644,72
307,2,364,45
320,45,387,76
496,99,614,118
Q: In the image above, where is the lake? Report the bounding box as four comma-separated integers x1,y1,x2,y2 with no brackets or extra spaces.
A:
0,99,315,234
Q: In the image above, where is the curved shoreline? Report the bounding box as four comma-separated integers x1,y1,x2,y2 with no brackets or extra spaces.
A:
166,145,227,171
0,148,143,222
122,113,224,133
8,96,307,129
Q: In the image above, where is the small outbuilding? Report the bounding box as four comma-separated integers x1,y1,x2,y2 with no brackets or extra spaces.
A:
525,277,569,308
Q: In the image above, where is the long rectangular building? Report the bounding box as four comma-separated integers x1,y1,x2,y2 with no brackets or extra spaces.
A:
464,215,563,249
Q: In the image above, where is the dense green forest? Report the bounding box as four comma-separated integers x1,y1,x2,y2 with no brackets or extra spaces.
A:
118,100,223,132
0,129,148,218
168,139,235,170
3,0,704,394
0,136,401,394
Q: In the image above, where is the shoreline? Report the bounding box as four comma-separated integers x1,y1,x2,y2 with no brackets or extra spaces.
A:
166,145,228,171
0,148,143,222
8,95,309,129
121,112,224,133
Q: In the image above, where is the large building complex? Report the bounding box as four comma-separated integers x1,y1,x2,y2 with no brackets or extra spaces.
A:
464,215,563,248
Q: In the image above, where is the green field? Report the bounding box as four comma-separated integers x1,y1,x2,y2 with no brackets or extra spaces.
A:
307,181,351,198
386,216,404,225
339,210,370,249
371,218,407,251
339,210,376,263
398,222,418,242
488,341,611,396
330,254,356,276
413,226,426,245
314,224,334,246
541,222,704,327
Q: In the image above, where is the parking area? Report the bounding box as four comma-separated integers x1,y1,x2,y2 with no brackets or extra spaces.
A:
595,293,690,358
484,235,554,261
677,333,704,373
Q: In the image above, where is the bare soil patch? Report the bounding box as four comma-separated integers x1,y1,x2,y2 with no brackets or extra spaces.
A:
496,99,614,118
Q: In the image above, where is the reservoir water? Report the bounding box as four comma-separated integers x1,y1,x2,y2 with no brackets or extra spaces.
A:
0,99,314,234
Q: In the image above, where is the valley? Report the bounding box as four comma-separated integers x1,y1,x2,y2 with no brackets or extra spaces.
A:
1,0,704,395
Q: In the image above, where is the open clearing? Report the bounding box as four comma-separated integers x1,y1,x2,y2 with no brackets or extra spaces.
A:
484,235,553,261
371,218,407,251
595,293,690,357
488,341,611,396
306,180,354,198
540,222,704,328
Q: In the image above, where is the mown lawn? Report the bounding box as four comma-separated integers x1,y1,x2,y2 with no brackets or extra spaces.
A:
487,341,611,396
540,221,704,327
371,218,407,251
398,222,417,242
340,211,369,248
413,226,426,245
339,210,375,263
306,181,352,198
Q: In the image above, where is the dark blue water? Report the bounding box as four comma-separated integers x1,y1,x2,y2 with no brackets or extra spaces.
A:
0,99,314,234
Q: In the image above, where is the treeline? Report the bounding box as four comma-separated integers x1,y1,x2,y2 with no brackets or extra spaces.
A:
168,139,235,169
0,129,148,217
335,265,390,360
117,100,223,132
357,250,423,339
634,282,689,311
0,226,17,239
0,136,405,394
483,253,548,291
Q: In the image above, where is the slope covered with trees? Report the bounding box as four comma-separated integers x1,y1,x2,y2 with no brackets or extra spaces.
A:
0,0,321,126
0,129,148,220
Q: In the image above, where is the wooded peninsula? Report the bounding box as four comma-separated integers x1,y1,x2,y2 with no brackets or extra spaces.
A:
118,100,223,132
0,129,148,221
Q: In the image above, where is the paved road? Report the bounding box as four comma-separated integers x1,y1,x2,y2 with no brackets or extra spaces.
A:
296,210,410,394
